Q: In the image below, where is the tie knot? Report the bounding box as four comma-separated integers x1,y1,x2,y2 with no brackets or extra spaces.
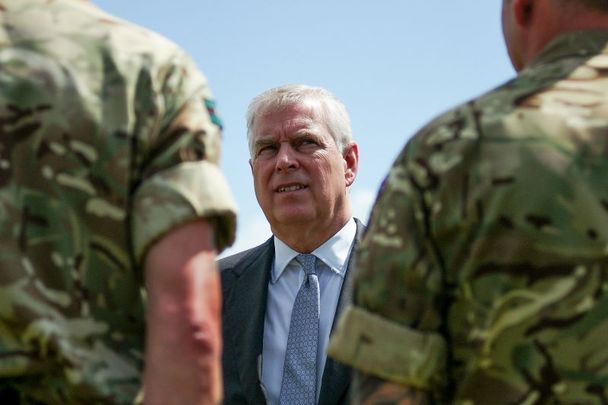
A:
296,254,317,276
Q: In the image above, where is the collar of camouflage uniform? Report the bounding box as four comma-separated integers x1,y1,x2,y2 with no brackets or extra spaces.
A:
528,29,608,69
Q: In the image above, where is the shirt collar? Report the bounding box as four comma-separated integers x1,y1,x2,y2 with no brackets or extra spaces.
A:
271,218,357,283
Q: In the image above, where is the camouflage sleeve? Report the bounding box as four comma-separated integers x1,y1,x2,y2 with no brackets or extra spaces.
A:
131,49,237,264
328,138,448,394
328,107,474,396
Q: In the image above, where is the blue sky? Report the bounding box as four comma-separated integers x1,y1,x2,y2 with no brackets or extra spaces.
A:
94,0,515,256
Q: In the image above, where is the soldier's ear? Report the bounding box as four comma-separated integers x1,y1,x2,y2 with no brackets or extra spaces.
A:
513,0,534,27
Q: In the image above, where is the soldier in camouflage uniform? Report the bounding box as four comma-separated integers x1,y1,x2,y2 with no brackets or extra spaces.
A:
328,0,608,403
0,0,236,403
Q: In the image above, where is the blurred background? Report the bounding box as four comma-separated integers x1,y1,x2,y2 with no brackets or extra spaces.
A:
95,0,514,256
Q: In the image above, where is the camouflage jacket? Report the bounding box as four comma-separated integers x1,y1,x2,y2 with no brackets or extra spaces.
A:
329,30,608,403
0,0,236,403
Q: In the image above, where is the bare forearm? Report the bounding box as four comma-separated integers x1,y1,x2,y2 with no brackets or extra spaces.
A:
144,254,221,404
143,221,222,405
353,372,432,405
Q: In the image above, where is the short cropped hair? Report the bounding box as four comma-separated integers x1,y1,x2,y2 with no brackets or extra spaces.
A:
246,84,353,157
558,0,608,12
584,0,608,11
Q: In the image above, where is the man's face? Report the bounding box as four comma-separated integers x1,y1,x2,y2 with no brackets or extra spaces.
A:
250,102,357,234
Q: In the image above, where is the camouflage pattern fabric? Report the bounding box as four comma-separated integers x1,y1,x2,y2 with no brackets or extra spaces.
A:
0,0,236,403
328,30,608,404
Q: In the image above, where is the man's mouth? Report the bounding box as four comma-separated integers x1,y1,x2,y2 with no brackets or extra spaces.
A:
276,184,307,193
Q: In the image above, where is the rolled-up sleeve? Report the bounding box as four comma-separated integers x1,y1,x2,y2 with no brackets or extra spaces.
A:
129,49,237,265
132,160,236,263
328,306,446,390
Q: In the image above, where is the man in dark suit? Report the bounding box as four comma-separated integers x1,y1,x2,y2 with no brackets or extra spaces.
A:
220,84,362,404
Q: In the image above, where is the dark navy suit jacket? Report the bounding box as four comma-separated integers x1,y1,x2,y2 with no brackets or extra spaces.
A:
219,219,366,404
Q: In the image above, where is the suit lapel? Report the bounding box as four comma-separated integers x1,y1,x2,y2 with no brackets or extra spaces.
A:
224,239,274,403
318,218,366,405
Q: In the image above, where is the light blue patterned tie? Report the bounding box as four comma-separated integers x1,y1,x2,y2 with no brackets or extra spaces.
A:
279,253,320,404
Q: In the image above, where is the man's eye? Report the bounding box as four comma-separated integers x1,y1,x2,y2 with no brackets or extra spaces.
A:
256,145,276,157
299,139,318,148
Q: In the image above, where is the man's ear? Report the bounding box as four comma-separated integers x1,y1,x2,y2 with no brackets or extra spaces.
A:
249,159,253,174
513,0,534,27
343,142,359,187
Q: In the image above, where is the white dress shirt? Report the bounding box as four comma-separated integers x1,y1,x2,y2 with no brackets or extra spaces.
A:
261,218,357,405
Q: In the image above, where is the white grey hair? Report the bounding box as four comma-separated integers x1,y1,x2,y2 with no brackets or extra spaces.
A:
246,84,354,157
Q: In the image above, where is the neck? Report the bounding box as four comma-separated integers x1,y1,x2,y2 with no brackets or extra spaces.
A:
523,3,608,68
272,215,351,253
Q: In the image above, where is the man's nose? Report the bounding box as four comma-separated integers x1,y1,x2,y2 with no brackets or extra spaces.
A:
275,144,298,171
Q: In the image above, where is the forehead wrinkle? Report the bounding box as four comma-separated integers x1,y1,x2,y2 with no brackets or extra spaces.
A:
251,103,333,154
259,101,321,130
256,118,319,140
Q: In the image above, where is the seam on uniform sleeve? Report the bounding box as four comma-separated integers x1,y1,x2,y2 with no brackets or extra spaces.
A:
132,160,237,265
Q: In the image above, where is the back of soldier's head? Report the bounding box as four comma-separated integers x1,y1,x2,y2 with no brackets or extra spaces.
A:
568,0,608,12
553,0,608,14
